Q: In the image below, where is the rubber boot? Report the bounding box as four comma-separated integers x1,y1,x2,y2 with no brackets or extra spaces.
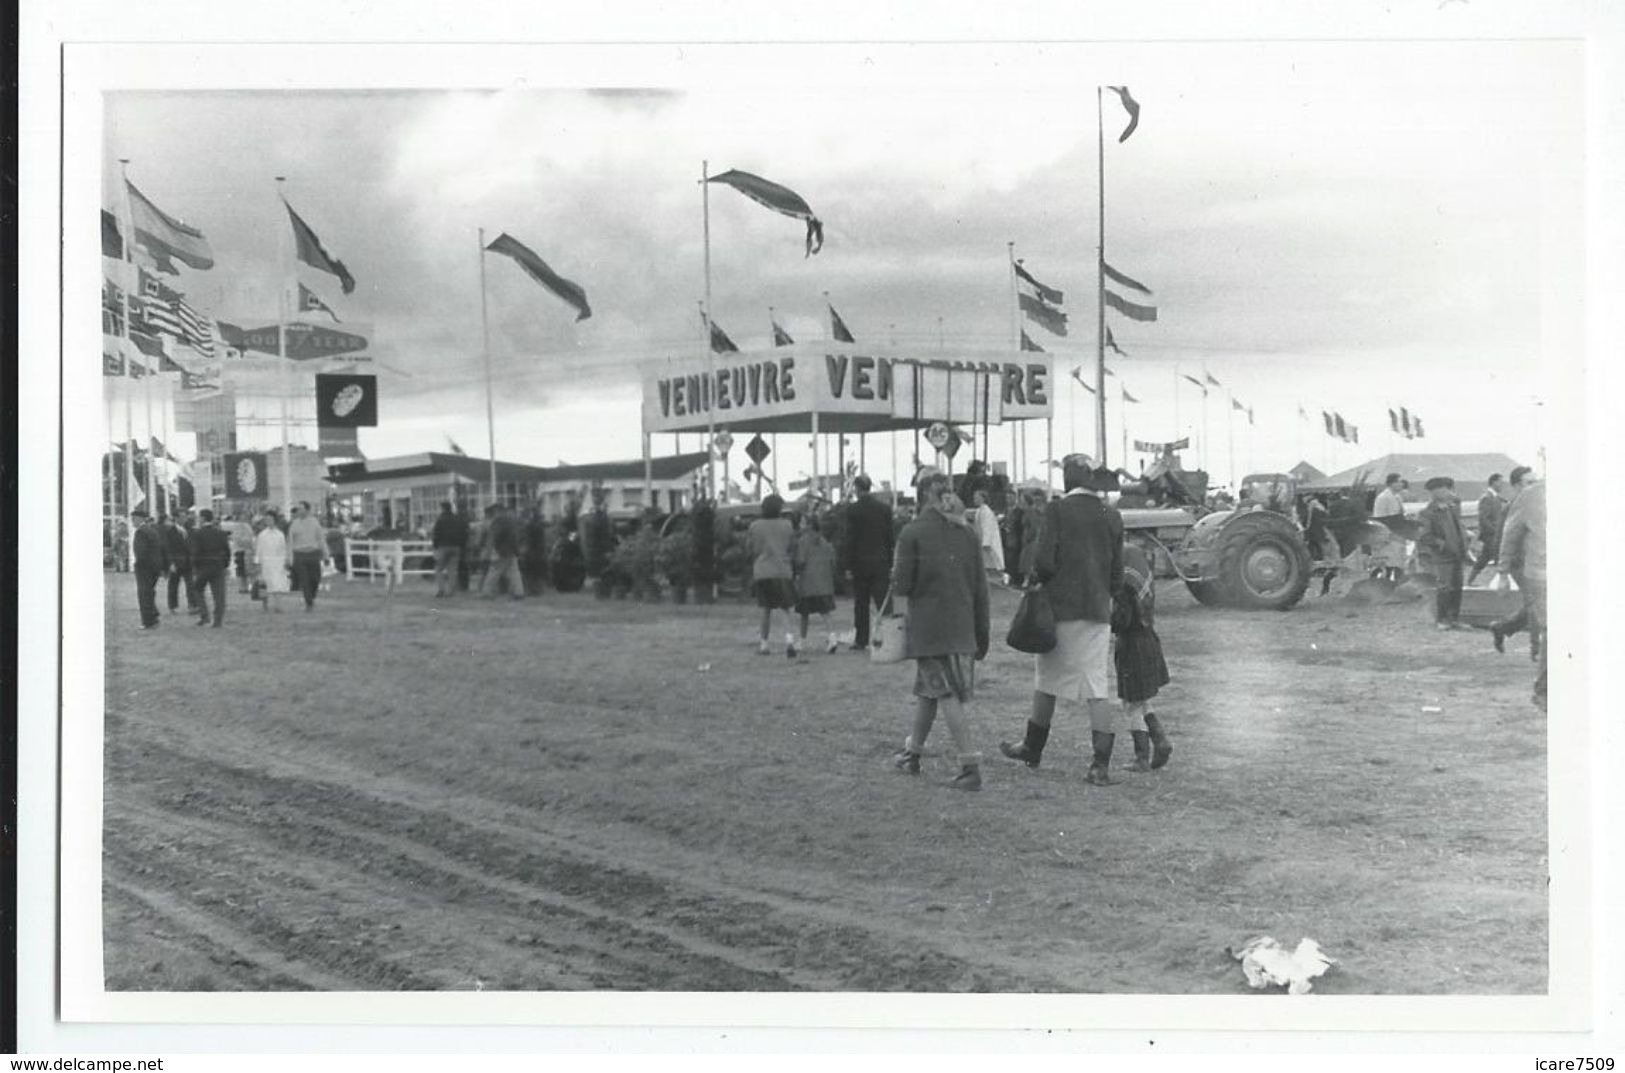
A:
1143,712,1173,770
1084,731,1115,786
1128,731,1152,772
999,720,1050,769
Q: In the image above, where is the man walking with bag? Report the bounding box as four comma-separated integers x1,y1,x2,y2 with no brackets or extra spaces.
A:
998,454,1125,785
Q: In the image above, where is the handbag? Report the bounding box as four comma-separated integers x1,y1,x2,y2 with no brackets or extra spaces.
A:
869,586,909,664
1006,584,1058,654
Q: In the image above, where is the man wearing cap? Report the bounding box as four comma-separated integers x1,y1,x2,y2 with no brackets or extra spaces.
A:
1416,475,1469,629
130,509,164,629
997,454,1126,785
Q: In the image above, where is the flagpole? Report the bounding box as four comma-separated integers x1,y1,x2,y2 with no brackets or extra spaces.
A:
119,162,159,515
115,161,139,536
1173,365,1182,444
1202,365,1213,480
1120,384,1129,468
1095,86,1108,465
701,160,716,504
1007,243,1019,479
471,225,494,507
268,178,296,515
1226,390,1237,492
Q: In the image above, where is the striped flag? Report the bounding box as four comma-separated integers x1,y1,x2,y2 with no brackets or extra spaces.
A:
1102,260,1152,295
1389,408,1401,433
829,304,856,343
704,313,739,354
485,232,591,321
1019,330,1046,353
285,199,356,294
125,181,214,273
1105,325,1127,356
1323,412,1335,437
1349,423,1359,444
1232,397,1247,414
136,270,213,355
1334,413,1348,441
1019,293,1068,336
706,169,823,256
1400,407,1414,438
1413,418,1425,438
1107,86,1141,142
1105,289,1158,322
299,282,340,322
1013,261,1064,304
1070,366,1096,393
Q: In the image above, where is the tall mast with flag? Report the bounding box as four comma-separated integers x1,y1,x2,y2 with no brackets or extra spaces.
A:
1097,85,1156,469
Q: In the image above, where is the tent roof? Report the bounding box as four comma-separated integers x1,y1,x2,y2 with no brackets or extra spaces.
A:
329,451,710,487
1288,460,1325,481
1300,452,1524,493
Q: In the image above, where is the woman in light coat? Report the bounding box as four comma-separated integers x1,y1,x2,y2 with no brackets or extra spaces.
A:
253,513,290,611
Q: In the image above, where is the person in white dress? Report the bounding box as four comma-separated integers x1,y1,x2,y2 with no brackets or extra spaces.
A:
253,513,290,611
969,488,1006,582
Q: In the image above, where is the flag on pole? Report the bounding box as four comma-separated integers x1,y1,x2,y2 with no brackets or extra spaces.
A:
1298,402,1309,421
285,199,356,294
1019,293,1068,336
704,313,739,353
485,232,591,321
1400,407,1414,438
1019,330,1046,353
829,304,856,343
299,282,340,322
1205,371,1222,388
1389,408,1401,433
706,169,824,256
1123,387,1141,404
1105,325,1127,356
1248,407,1256,426
1323,412,1335,436
101,210,124,259
1413,418,1425,438
1104,289,1158,322
1102,260,1152,295
1231,397,1247,414
1349,423,1360,444
1070,366,1096,393
1182,373,1207,393
126,181,215,272
446,436,467,456
1334,413,1348,441
1106,86,1141,142
1013,261,1064,305
771,314,794,347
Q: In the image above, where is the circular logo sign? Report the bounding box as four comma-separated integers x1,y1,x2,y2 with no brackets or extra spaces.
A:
924,422,952,451
236,457,259,494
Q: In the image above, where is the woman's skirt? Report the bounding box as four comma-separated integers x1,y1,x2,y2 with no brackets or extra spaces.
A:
258,555,291,593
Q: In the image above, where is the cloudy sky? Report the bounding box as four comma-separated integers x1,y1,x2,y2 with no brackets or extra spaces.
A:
102,39,1582,489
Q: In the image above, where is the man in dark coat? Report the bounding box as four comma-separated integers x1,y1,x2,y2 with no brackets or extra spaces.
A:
1467,472,1507,586
888,469,990,791
430,500,467,597
522,508,550,596
843,474,896,652
1416,475,1469,629
187,509,234,627
481,504,525,599
999,454,1125,785
131,509,164,629
160,513,199,616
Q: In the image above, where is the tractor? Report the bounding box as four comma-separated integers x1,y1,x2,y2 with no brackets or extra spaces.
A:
1114,462,1395,612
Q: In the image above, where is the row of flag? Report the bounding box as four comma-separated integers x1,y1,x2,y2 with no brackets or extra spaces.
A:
1070,364,1140,404
1389,406,1427,439
706,302,855,353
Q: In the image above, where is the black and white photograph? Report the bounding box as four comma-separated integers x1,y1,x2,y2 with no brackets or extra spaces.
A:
16,0,1625,1060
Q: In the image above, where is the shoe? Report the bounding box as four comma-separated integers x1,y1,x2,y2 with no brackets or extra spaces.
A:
758,641,771,656
786,643,798,660
141,622,159,630
891,750,921,775
1435,622,1452,631
1144,712,1173,770
1128,730,1153,772
948,764,982,792
1491,624,1506,653
195,618,209,627
998,741,1040,768
211,622,222,628
826,637,840,654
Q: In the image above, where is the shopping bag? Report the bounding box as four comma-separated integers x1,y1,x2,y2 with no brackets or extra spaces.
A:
1006,585,1058,654
1488,571,1517,593
870,587,909,664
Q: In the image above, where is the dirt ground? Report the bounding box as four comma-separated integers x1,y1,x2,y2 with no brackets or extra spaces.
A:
99,567,1548,993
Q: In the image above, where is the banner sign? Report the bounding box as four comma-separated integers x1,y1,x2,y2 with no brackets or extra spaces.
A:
315,373,378,427
1134,437,1191,454
236,321,370,361
641,345,1050,434
223,451,269,499
318,425,363,459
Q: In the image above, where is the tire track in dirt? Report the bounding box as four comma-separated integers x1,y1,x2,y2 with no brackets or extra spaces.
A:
111,728,1046,991
103,872,353,991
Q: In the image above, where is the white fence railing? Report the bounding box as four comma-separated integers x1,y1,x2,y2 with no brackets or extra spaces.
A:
344,538,436,583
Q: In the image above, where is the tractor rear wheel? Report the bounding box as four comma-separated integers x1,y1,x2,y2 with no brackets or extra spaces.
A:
1214,512,1311,611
